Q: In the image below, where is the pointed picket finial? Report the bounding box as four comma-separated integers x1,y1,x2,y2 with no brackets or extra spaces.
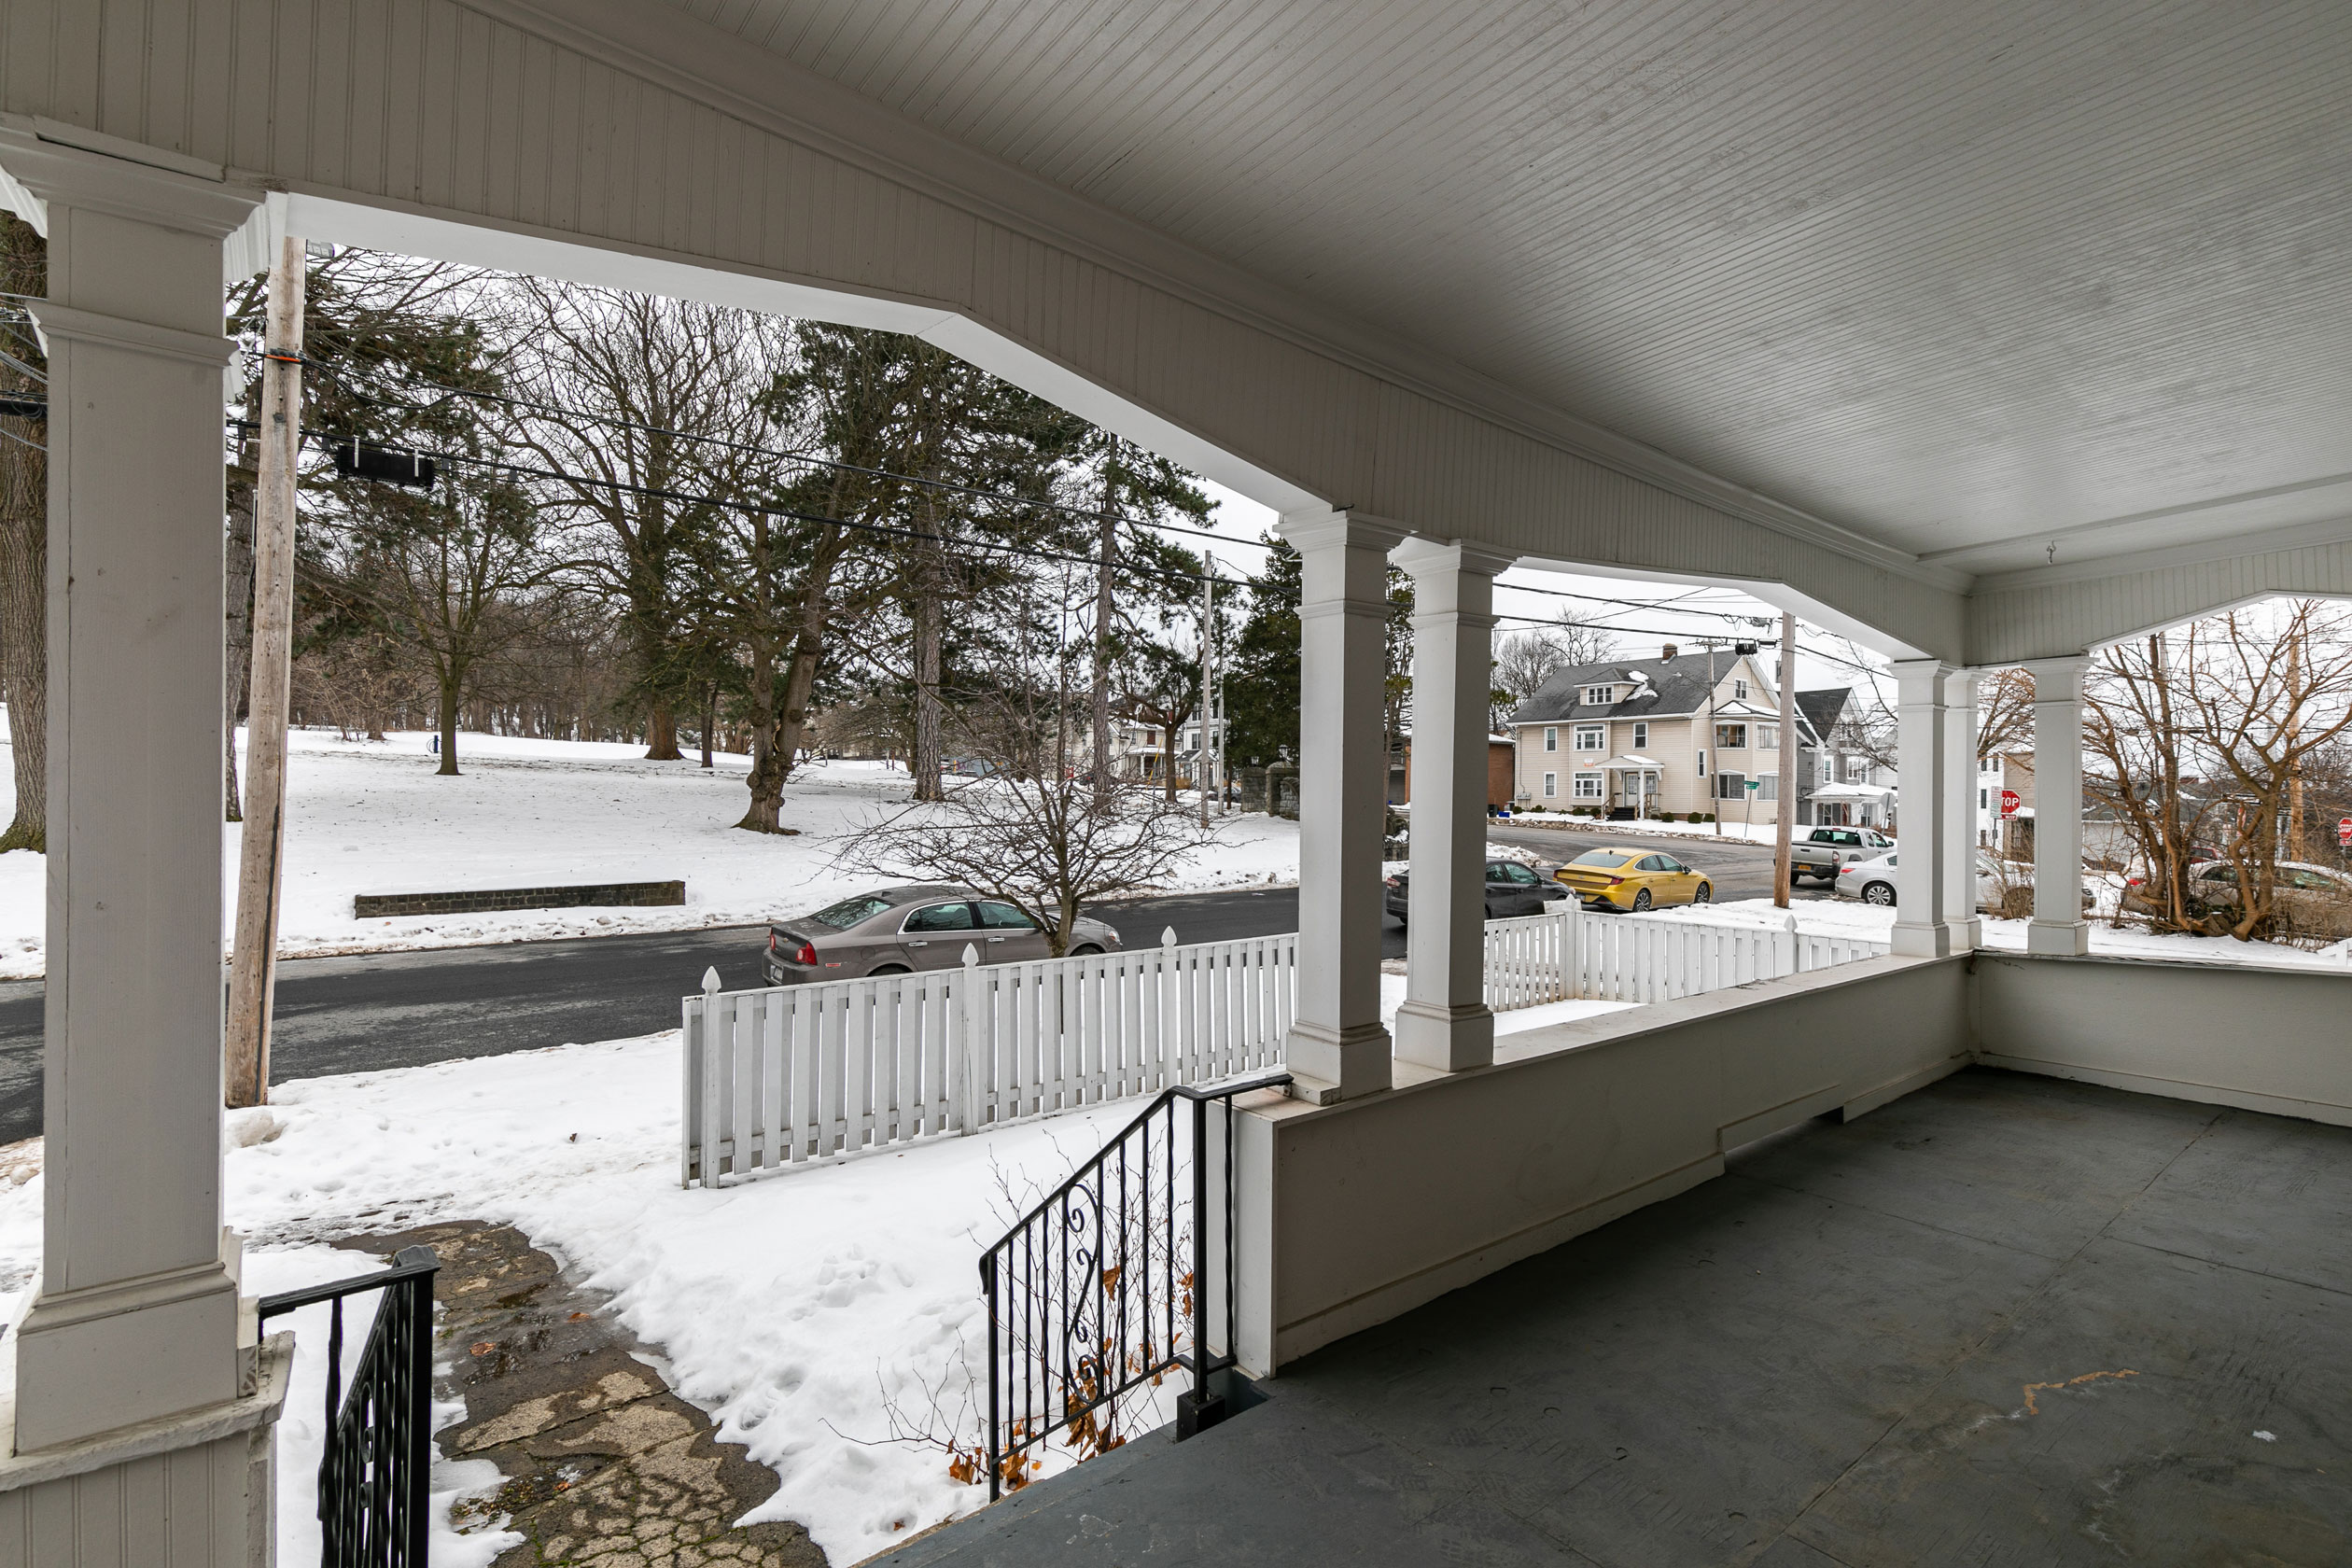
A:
1162,926,1179,948
702,966,721,999
961,942,980,967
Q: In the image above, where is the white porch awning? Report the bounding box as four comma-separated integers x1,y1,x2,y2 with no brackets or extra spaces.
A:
1602,755,1666,770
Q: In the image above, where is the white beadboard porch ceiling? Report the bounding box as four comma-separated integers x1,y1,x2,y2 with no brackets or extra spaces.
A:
656,0,2352,579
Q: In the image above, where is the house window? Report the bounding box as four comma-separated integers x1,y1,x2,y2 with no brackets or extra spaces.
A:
1715,723,1747,749
1733,678,1749,700
1573,774,1604,800
1631,721,1648,749
1575,725,1605,751
1543,726,1558,751
1756,774,1779,802
1817,754,1832,783
1697,749,1707,777
1757,722,1778,749
1715,771,1746,800
1582,684,1615,706
1542,772,1558,798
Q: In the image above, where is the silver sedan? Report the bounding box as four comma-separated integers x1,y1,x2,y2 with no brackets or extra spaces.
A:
763,884,1126,985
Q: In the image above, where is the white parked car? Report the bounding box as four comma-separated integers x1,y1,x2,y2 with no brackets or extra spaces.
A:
1833,852,2089,912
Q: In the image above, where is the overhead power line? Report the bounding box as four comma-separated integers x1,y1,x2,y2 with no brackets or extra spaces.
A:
257,347,1246,549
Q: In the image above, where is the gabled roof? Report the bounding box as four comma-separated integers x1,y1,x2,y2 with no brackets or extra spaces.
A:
1795,688,1852,738
1508,651,1748,725
1508,651,1843,748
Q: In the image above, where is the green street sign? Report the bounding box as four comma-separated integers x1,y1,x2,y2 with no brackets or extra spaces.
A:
1743,779,1761,792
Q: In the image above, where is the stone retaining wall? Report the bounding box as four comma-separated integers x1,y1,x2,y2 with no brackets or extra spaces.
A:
353,880,686,918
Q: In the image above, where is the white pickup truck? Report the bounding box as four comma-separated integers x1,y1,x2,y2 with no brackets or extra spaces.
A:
1788,825,1896,883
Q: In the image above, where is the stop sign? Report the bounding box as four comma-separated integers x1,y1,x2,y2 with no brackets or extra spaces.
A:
1999,789,2022,819
2338,817,2352,847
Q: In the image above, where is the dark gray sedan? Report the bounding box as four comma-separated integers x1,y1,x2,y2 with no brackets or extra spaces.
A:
1381,860,1568,927
763,884,1126,985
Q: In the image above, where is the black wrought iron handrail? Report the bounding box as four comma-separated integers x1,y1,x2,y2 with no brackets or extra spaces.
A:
258,1245,441,1568
978,1071,1289,1499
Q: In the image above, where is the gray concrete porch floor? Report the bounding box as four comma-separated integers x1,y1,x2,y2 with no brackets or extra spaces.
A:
870,1068,2351,1567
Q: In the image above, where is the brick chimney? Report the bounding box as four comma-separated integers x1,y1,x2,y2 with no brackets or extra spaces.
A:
1661,642,1679,660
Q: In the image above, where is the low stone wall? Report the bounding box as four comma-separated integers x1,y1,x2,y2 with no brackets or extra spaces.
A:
354,880,686,918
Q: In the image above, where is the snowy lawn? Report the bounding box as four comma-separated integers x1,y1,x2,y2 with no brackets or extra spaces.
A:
0,728,1301,979
0,1035,1183,1563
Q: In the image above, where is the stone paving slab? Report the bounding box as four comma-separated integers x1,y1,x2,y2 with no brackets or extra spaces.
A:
342,1221,825,1568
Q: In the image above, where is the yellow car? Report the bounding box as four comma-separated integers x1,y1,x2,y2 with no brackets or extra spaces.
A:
1553,847,1713,912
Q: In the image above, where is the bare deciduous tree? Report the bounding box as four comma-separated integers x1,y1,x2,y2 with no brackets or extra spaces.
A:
844,775,1211,956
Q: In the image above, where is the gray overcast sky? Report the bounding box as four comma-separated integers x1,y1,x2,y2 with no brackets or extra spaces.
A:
1157,479,1893,706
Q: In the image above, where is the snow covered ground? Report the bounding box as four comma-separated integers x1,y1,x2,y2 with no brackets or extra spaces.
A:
0,728,1302,979
0,979,1632,1563
1652,894,2352,970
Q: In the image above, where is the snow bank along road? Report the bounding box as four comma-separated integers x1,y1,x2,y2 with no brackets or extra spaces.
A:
0,833,1812,1143
0,886,1329,1143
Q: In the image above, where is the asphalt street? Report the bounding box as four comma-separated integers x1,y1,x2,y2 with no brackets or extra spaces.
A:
0,825,1824,1143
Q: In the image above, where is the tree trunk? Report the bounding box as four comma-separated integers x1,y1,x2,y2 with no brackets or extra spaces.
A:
700,682,715,768
223,463,257,821
644,700,682,761
735,513,784,833
438,674,465,775
912,585,944,802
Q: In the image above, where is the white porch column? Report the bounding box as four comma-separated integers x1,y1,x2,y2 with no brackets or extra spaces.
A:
0,128,264,1452
2021,655,2092,956
1275,510,1404,1102
1941,667,1982,951
1889,659,1971,957
1390,539,1513,1073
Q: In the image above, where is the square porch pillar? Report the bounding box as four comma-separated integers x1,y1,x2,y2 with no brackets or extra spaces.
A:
1888,659,1977,958
1275,510,1405,1102
1390,539,1514,1073
2021,655,2093,956
0,127,266,1455
1941,667,1982,950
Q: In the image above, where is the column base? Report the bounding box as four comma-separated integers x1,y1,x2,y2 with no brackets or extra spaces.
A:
2026,918,2093,956
12,1232,245,1452
1889,919,1956,958
0,1332,289,1567
1283,1019,1393,1102
1392,1000,1494,1073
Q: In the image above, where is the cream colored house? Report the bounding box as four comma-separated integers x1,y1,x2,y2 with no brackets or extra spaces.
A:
1508,646,1830,823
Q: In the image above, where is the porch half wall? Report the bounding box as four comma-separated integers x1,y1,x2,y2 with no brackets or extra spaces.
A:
1233,947,2352,1376
1974,952,2352,1127
1233,956,1973,1372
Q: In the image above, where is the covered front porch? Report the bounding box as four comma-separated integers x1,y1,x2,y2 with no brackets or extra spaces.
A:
878,1058,2348,1566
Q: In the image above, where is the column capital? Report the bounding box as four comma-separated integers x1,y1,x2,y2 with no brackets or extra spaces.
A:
1389,537,1519,580
0,117,262,241
2017,653,2092,702
1274,508,1408,555
1888,657,1960,705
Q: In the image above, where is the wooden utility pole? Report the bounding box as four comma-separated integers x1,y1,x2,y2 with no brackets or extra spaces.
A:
226,234,303,1109
1198,564,1214,830
1705,641,1722,835
1773,613,1798,907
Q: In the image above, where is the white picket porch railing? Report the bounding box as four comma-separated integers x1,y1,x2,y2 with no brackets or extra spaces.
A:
682,908,1888,1187
681,931,1295,1187
1483,905,1889,1010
